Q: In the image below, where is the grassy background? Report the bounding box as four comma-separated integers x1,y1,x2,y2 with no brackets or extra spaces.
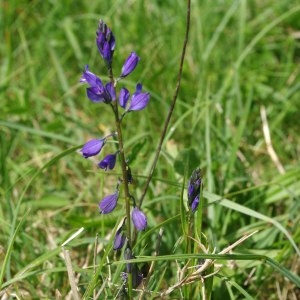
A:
1,0,300,299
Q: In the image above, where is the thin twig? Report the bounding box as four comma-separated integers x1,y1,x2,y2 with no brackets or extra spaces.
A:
62,247,81,300
138,0,191,208
160,230,258,296
93,234,98,300
260,105,285,174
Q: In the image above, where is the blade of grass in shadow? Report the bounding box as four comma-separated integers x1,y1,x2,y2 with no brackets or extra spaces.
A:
61,17,83,62
0,209,30,289
0,145,81,289
2,267,67,289
82,245,113,299
202,0,240,62
137,0,191,209
235,5,300,69
222,276,254,300
0,120,77,144
48,44,77,119
149,267,167,300
1,247,62,288
113,253,300,287
204,191,300,257
225,87,253,178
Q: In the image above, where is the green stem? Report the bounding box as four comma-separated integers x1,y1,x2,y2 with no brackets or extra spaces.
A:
112,102,132,246
137,0,191,209
185,213,193,255
108,67,133,299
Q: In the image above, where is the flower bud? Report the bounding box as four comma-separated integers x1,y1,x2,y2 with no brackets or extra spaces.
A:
99,192,119,214
113,226,126,250
132,207,147,231
81,139,105,158
96,20,115,67
98,153,117,171
120,52,140,78
187,168,202,212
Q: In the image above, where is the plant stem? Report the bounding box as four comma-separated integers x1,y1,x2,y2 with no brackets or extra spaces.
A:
112,104,132,245
109,68,133,299
137,0,191,209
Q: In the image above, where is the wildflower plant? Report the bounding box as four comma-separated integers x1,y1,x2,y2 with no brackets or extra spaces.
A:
78,12,213,299
80,20,149,296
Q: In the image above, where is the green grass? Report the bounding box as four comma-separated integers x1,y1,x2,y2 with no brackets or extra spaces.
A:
1,0,300,299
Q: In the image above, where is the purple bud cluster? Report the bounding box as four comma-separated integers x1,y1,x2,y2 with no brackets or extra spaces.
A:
80,21,149,252
96,20,115,67
187,168,202,212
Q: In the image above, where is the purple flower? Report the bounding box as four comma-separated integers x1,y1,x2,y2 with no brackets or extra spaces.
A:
113,226,126,250
80,65,102,86
128,83,150,111
105,82,116,101
132,207,147,231
187,168,202,212
120,52,140,78
99,192,119,214
96,20,115,66
119,84,150,111
81,139,105,158
80,65,115,103
119,87,130,109
98,153,117,170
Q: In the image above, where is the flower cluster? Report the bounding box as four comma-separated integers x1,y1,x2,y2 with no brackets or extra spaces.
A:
187,168,202,212
80,20,149,252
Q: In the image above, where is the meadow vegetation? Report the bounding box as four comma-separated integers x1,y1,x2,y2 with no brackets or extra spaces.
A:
1,0,300,299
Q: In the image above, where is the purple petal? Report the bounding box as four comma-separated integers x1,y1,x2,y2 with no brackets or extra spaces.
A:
99,192,119,214
81,139,105,158
86,87,105,102
105,82,116,101
187,168,202,212
132,207,147,231
80,65,103,87
135,83,142,94
113,227,126,250
102,42,113,62
188,184,194,200
86,83,114,103
120,52,140,78
191,195,200,212
98,153,117,171
119,87,130,109
128,92,150,111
